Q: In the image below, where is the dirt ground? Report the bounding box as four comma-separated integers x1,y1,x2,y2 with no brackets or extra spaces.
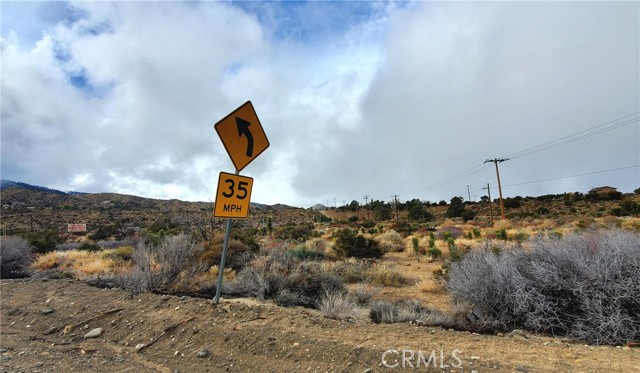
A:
1,277,639,373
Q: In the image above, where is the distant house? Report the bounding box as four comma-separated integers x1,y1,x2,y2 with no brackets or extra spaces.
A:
589,186,618,195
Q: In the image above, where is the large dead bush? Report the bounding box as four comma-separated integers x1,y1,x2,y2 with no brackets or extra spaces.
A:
446,229,640,345
1,236,32,278
221,247,345,308
119,234,205,295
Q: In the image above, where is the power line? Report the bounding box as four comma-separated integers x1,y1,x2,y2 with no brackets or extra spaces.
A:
504,112,639,160
355,112,638,204
401,163,492,197
502,165,640,188
470,164,639,194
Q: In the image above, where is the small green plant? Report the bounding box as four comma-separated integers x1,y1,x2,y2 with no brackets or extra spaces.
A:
412,237,420,259
427,246,442,259
514,232,529,243
428,238,435,248
448,245,468,262
496,228,508,240
548,230,563,240
266,217,273,236
472,229,481,238
446,237,455,249
289,245,325,261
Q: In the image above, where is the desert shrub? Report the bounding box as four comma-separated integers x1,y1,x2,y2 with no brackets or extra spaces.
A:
612,200,640,217
324,258,370,283
119,234,205,295
274,222,315,242
222,248,345,308
378,230,405,253
408,204,433,221
348,284,379,306
472,229,481,238
1,236,32,278
446,230,640,345
461,209,476,222
25,230,61,254
411,237,420,257
513,232,529,243
536,207,550,216
438,226,464,240
548,230,563,239
101,246,134,262
427,247,442,259
89,223,124,241
288,244,325,261
446,197,465,218
446,237,455,249
369,300,458,328
495,228,508,240
317,290,356,320
332,228,383,259
231,227,259,249
503,198,521,209
78,242,101,252
367,263,406,287
200,235,255,271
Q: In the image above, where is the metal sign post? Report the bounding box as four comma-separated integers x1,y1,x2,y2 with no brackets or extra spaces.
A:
214,199,235,304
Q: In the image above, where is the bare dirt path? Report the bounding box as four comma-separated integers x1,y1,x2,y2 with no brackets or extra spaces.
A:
1,279,638,373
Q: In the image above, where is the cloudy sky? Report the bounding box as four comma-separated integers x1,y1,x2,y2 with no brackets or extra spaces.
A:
2,1,638,207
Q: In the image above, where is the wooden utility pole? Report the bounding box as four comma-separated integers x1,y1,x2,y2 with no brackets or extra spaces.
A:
392,195,400,222
484,158,509,219
482,183,494,225
363,195,370,220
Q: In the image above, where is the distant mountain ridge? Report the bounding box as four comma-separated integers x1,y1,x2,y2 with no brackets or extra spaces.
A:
0,180,294,209
0,180,78,195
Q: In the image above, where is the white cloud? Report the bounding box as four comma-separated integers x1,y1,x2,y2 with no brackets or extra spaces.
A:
1,1,638,207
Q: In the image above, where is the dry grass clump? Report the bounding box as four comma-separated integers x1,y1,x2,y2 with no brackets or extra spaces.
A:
317,290,356,320
417,278,445,294
366,263,407,287
620,217,640,232
377,230,405,252
31,249,131,279
194,265,236,282
348,284,380,306
369,299,460,328
306,237,330,253
323,258,369,283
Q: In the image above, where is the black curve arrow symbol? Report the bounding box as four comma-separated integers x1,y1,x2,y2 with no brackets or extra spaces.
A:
235,117,254,157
